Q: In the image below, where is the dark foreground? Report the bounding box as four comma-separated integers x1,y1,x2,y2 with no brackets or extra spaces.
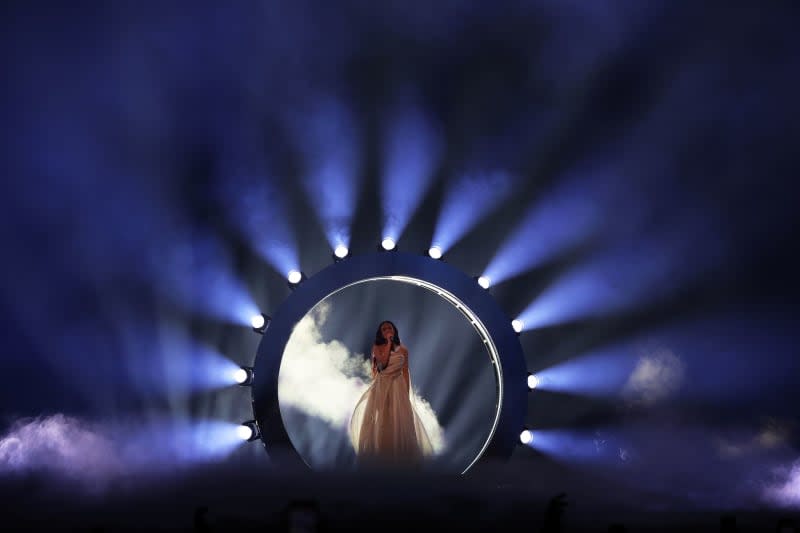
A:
2,456,797,532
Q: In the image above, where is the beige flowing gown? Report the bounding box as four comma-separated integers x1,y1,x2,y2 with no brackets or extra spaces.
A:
349,350,433,464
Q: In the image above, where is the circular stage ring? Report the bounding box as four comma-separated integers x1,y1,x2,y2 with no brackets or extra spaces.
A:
251,251,527,472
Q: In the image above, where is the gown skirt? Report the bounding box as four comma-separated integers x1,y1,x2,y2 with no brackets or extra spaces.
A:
349,352,433,465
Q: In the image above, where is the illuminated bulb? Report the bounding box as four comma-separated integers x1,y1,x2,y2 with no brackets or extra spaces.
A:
251,314,265,330
512,319,524,333
233,368,249,384
520,429,533,445
237,424,254,441
287,270,303,284
381,237,396,251
334,245,349,259
251,313,271,334
527,373,539,390
428,246,442,260
477,276,491,289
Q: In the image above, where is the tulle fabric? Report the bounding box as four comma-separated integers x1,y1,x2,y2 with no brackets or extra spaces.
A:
349,352,433,465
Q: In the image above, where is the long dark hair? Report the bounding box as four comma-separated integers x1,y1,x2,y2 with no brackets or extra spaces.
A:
374,320,400,348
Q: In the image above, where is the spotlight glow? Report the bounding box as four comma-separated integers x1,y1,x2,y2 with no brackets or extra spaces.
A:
381,237,396,251
527,373,539,390
512,319,524,333
428,245,443,260
520,429,533,445
217,170,299,278
284,95,360,252
515,215,727,331
380,102,442,243
161,336,251,391
481,171,603,287
154,232,264,327
477,276,491,289
127,419,253,464
334,244,349,259
287,270,303,284
233,368,250,385
236,424,254,441
524,428,608,462
531,343,639,396
251,314,265,330
431,170,516,254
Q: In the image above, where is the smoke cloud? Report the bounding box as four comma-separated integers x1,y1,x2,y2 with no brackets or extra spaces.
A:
0,413,248,493
716,418,793,459
622,345,685,407
765,459,800,509
0,414,125,486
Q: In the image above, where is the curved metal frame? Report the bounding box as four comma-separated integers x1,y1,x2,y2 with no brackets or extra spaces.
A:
251,251,527,471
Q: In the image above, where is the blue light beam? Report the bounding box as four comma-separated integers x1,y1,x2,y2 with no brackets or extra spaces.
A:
290,95,361,250
532,345,638,397
482,172,604,286
381,103,442,242
124,418,251,467
432,170,516,254
517,207,729,331
216,169,300,280
525,428,606,463
113,319,256,400
153,231,262,327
